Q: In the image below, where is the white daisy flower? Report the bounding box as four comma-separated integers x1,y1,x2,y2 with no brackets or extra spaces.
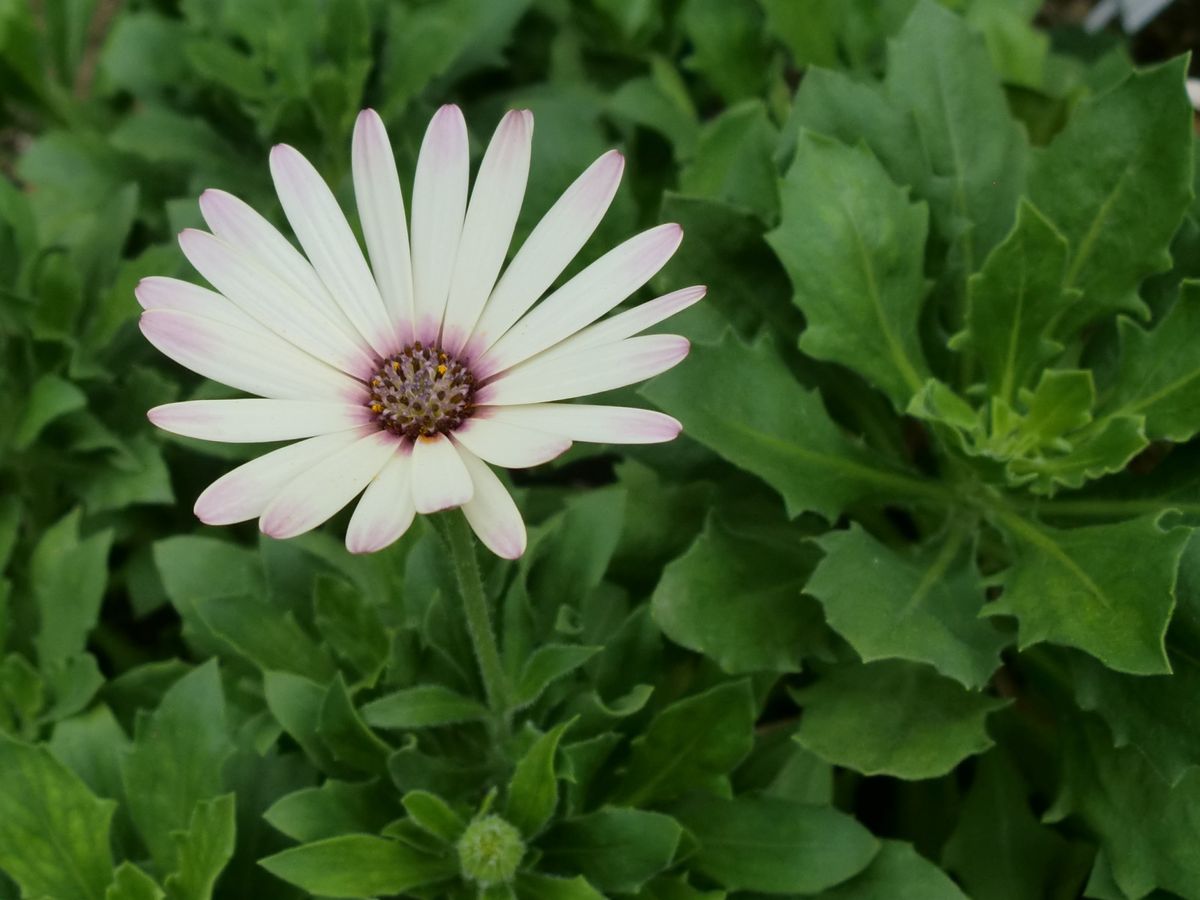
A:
138,106,700,559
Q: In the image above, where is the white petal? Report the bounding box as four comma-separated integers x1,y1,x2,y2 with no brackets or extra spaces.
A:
410,433,474,514
352,109,415,347
533,285,705,364
466,150,625,355
148,399,372,443
440,110,533,355
198,189,362,340
194,426,375,525
457,447,527,560
345,448,416,554
449,416,570,468
179,228,375,377
270,144,396,358
410,105,469,345
135,276,273,338
260,430,401,539
475,403,681,444
476,334,689,406
140,309,366,402
475,223,683,378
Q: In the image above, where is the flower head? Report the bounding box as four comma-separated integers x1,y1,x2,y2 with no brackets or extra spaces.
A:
138,106,700,558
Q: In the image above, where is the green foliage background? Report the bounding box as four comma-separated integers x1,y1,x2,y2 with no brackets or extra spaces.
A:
1,0,1199,897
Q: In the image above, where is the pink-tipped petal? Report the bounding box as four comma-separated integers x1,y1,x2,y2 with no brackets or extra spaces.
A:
449,416,570,468
410,432,474,514
410,105,469,344
534,284,705,364
198,189,362,340
352,109,415,347
269,144,396,358
476,403,681,444
475,334,689,406
457,447,527,560
148,399,372,443
468,149,625,352
260,430,400,540
179,228,375,377
135,276,273,338
139,309,366,403
345,447,416,554
194,426,375,525
441,109,533,354
475,223,683,378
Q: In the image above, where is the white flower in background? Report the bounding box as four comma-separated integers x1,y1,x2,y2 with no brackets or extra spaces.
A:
138,106,700,559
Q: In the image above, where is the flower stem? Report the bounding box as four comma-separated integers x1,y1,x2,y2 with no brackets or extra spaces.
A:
443,510,509,728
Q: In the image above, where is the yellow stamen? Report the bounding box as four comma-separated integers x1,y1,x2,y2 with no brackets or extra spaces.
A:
436,364,448,375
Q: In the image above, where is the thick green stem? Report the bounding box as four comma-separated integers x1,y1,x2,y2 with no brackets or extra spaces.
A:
444,510,509,726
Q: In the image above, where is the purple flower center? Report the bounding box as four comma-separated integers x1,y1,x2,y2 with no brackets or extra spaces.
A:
367,343,475,439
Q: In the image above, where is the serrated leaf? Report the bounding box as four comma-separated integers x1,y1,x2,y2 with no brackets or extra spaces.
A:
0,734,116,900
506,720,572,837
672,793,879,894
1005,414,1147,494
807,525,1007,689
960,200,1077,404
793,660,1006,779
105,863,164,900
313,576,390,684
614,680,755,806
818,840,967,900
12,373,86,449
193,591,336,682
942,752,1080,900
32,508,113,668
678,100,779,222
652,513,823,674
769,132,930,408
1107,281,1200,441
539,807,682,894
679,0,768,103
318,674,392,775
262,671,340,774
401,790,465,844
361,684,487,730
120,661,234,872
258,834,457,897
515,872,605,899
642,331,939,519
513,645,601,710
1029,58,1194,327
986,513,1187,674
164,793,235,900
264,779,400,843
1048,716,1200,899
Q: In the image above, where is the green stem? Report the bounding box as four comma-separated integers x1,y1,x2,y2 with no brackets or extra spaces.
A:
443,510,509,728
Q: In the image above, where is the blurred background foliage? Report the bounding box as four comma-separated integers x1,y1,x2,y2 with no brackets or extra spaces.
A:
1,1,1199,898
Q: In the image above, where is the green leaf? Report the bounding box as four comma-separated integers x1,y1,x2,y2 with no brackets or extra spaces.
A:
538,807,682,894
314,576,390,684
793,660,1006,779
986,512,1188,674
769,132,930,408
642,331,940,520
652,512,822,674
1029,58,1194,326
120,661,234,872
12,373,86,450
32,508,113,668
959,200,1078,404
672,793,879,894
402,790,465,843
807,525,1007,688
258,834,457,898
1107,281,1200,441
361,684,488,730
80,435,175,514
0,734,116,900
885,0,1027,287
1047,716,1200,899
942,752,1080,900
515,872,605,899
818,840,967,899
164,794,236,900
264,779,400,843
262,671,340,774
192,592,336,682
513,645,601,710
105,863,165,900
678,100,779,222
506,721,572,837
679,0,768,103
317,674,392,775
614,680,755,806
